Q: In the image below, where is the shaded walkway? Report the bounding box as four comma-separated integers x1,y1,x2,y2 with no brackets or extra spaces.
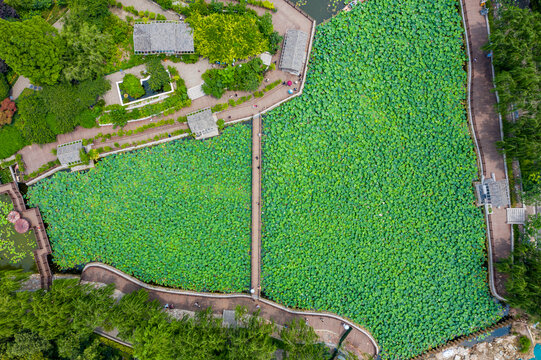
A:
81,262,378,358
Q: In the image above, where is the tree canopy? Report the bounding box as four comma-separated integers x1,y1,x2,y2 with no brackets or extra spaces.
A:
490,6,541,203
497,219,541,321
0,271,331,360
0,17,65,85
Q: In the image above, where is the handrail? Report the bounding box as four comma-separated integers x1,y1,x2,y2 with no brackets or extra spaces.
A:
82,262,380,354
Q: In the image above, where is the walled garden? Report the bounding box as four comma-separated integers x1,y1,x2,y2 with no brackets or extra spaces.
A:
261,1,503,358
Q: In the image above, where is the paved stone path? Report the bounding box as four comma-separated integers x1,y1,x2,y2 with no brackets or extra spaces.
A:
462,0,511,298
81,263,378,358
251,114,262,297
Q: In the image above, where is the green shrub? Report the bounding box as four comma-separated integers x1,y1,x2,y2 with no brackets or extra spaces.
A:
79,148,89,165
211,103,229,112
518,336,531,353
0,74,9,100
202,58,265,99
119,74,144,99
217,118,225,131
146,58,171,92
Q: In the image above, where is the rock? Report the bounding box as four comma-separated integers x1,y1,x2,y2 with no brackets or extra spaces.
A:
454,355,461,360
443,349,457,359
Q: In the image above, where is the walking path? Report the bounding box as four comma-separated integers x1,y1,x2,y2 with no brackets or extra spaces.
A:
251,114,262,297
81,262,378,358
18,0,314,177
462,0,511,298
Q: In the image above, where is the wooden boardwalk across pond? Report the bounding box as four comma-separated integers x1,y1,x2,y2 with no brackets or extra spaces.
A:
251,114,262,298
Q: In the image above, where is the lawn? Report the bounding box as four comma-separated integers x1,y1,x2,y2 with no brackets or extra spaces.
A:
27,124,252,292
261,1,503,358
0,194,37,272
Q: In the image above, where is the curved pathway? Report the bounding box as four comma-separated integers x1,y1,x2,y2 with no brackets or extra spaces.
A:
81,262,378,358
461,0,511,300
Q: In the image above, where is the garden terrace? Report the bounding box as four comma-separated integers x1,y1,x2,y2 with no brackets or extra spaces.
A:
133,21,195,55
27,124,252,293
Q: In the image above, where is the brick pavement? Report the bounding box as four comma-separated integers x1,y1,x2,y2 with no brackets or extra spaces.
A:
462,0,511,297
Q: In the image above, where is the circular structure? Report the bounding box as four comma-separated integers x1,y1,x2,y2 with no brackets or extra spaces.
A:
14,218,30,234
7,211,20,223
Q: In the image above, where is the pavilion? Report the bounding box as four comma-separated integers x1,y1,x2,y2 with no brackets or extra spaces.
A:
279,29,308,75
57,141,83,167
133,21,194,55
187,108,219,140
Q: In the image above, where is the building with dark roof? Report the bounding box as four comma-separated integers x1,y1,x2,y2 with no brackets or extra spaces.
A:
57,141,83,166
279,29,308,75
187,108,219,140
133,21,194,55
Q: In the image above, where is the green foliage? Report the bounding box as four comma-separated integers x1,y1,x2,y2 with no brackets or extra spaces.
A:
119,73,145,99
518,335,532,353
146,58,170,92
497,237,541,321
0,74,9,100
247,0,275,10
65,0,110,29
490,6,541,204
40,78,111,133
217,118,225,131
61,22,114,82
211,102,229,112
100,89,191,127
261,2,503,358
0,17,65,85
0,125,26,159
27,125,252,292
15,93,55,144
202,58,265,99
5,0,52,11
188,11,268,63
280,318,328,360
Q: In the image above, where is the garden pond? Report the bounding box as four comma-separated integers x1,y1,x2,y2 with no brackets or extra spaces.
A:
0,194,37,272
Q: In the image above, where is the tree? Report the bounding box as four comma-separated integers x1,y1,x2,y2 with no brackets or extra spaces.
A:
64,0,110,29
280,318,328,360
15,93,55,144
497,222,541,321
0,18,65,85
119,73,145,99
0,98,17,126
40,78,110,133
5,331,52,358
0,73,9,99
61,22,113,82
146,58,170,92
225,307,276,360
188,12,268,63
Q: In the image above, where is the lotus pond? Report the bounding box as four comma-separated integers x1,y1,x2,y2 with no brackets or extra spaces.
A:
0,194,37,272
27,124,252,292
261,0,503,358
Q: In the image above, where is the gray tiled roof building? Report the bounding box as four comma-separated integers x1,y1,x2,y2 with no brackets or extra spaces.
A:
134,21,194,55
187,108,219,140
279,29,308,75
57,141,83,166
